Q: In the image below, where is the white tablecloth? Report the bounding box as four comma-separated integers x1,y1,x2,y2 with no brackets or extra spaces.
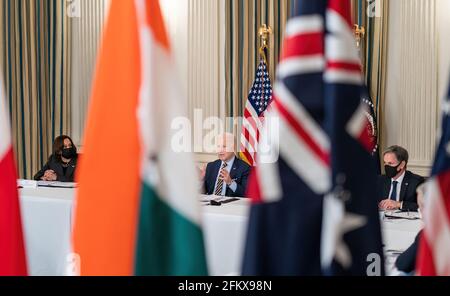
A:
20,188,74,276
202,199,249,275
19,188,422,276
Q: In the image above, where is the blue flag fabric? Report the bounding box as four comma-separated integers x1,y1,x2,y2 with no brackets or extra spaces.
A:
242,0,329,276
242,0,384,276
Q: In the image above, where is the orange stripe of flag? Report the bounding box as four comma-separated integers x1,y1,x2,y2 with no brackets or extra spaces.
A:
145,0,170,51
73,0,142,275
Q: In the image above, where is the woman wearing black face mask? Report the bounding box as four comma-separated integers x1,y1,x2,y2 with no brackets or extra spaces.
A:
33,135,78,182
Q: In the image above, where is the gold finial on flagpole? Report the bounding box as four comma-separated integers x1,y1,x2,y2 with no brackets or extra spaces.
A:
353,24,365,49
259,24,272,64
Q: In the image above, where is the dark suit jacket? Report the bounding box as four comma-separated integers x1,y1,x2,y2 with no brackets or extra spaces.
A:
395,230,422,273
377,170,425,211
203,157,251,197
33,154,78,182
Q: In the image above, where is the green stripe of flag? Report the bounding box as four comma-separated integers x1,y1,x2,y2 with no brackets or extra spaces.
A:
135,181,208,276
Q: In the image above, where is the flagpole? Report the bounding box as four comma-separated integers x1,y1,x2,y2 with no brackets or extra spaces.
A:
258,24,272,65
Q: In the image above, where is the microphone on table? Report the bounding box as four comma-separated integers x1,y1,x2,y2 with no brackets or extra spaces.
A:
210,200,222,206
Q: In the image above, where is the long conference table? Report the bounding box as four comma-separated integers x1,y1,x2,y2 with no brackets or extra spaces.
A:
19,187,422,276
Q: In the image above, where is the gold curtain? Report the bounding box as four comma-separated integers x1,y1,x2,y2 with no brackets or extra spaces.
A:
0,0,72,179
225,0,292,124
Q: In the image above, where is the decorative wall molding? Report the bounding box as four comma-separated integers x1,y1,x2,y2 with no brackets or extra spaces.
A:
162,0,226,164
162,0,226,127
187,0,226,123
437,0,450,125
185,0,225,167
383,0,443,177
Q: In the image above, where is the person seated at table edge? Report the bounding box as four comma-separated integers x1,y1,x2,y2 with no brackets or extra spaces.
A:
200,133,251,197
377,145,425,212
34,135,78,182
395,183,426,274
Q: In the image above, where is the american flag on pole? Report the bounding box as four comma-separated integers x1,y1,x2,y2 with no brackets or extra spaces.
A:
416,79,450,276
239,58,273,166
242,0,383,275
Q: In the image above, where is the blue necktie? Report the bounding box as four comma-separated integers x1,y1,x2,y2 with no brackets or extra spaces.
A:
389,181,398,200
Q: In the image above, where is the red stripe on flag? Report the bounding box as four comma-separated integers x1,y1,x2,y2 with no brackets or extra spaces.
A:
242,104,264,166
243,115,260,136
242,129,256,160
244,108,263,126
242,130,256,157
0,148,27,276
242,150,254,167
244,109,257,124
243,109,262,143
437,172,450,220
246,167,262,203
273,98,330,167
417,171,450,275
244,109,261,128
281,33,324,60
327,61,361,73
417,232,437,276
242,126,258,152
327,0,352,28
244,108,254,119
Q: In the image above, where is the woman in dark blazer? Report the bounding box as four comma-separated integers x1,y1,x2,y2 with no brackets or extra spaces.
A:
34,135,78,182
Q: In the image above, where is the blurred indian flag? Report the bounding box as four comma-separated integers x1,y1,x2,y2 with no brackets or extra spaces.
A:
72,0,207,276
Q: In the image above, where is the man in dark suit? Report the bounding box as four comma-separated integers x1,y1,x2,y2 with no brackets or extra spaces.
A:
201,133,251,197
378,145,425,211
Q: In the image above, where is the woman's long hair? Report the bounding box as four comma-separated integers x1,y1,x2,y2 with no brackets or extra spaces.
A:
52,135,77,162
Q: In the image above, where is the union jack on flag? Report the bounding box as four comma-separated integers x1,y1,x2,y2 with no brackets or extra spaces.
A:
239,58,273,166
242,0,383,275
416,79,450,276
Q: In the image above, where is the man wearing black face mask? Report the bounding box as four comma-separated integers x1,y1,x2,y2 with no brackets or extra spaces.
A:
34,135,78,182
377,145,425,211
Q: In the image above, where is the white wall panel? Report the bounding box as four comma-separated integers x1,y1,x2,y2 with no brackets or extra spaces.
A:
162,0,225,163
383,0,450,176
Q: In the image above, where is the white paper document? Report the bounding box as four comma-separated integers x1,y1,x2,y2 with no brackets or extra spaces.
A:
36,181,77,188
383,210,421,220
199,194,240,205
